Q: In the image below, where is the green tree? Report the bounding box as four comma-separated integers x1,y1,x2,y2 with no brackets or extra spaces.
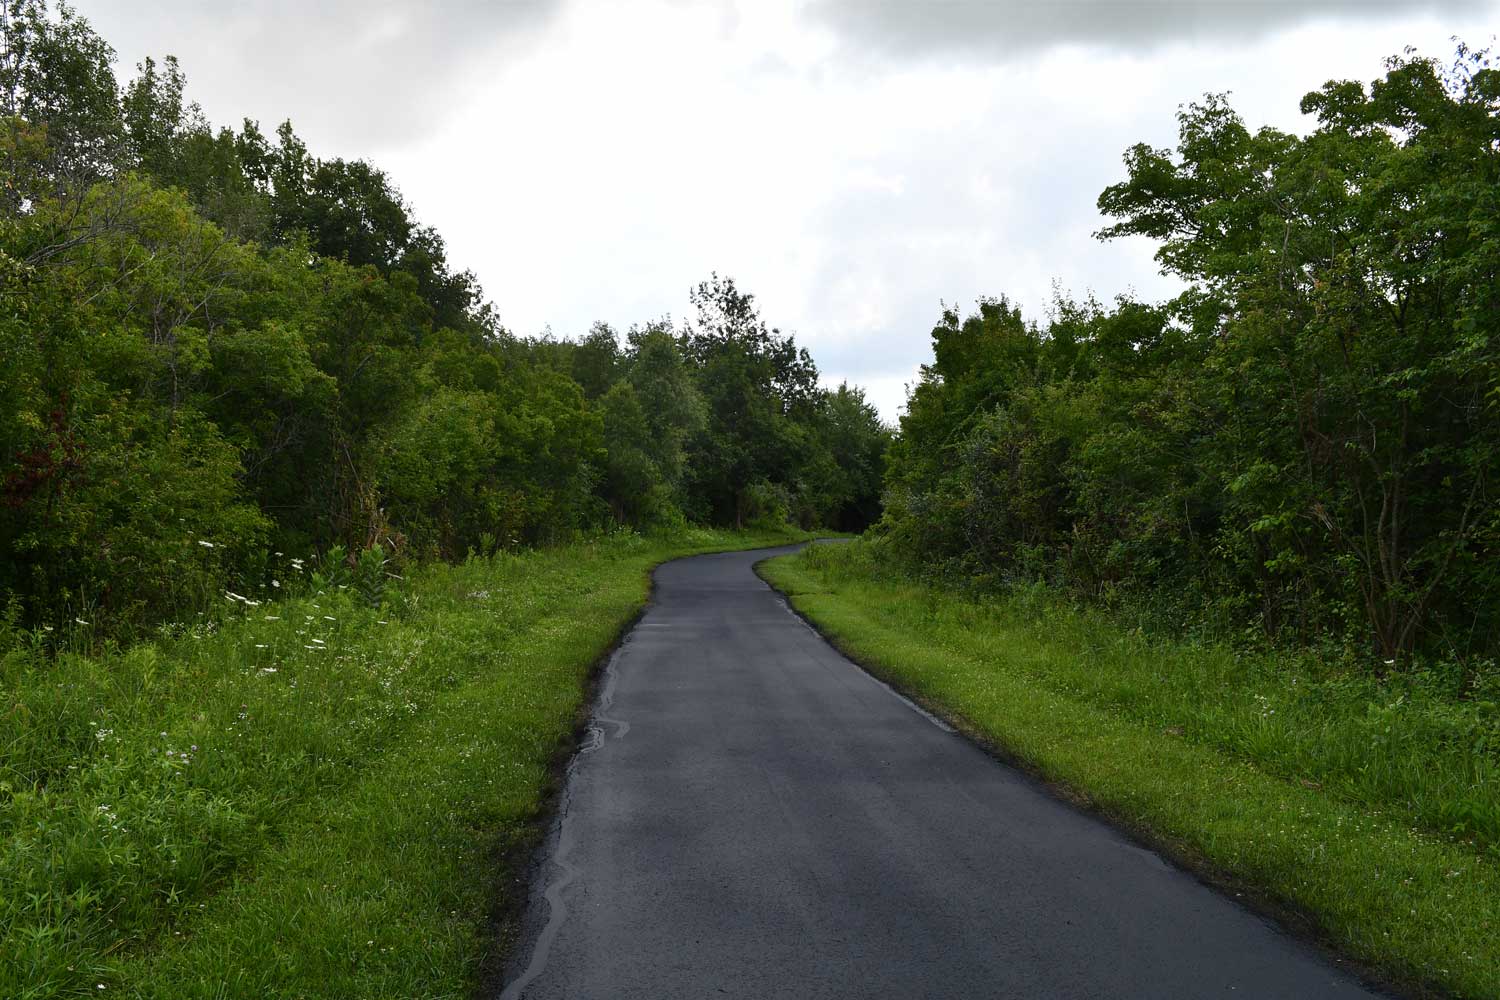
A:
1098,47,1500,656
684,274,818,527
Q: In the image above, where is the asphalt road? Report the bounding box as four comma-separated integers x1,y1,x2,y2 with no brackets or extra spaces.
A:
499,545,1383,999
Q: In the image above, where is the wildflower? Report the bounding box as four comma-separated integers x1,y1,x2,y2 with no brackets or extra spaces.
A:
264,615,280,621
271,580,281,588
75,618,90,626
260,667,278,674
255,644,268,649
197,540,215,548
323,615,336,621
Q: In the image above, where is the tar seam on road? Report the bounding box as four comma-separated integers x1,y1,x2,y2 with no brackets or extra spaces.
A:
498,638,632,1000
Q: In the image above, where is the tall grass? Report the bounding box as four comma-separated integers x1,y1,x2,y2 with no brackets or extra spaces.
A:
2,527,802,999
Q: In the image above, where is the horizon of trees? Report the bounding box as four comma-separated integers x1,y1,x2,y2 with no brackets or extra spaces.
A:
7,1,1496,669
0,0,890,637
879,43,1499,664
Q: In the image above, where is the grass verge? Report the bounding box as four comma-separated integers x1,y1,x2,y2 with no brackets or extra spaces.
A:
760,540,1500,999
2,527,806,999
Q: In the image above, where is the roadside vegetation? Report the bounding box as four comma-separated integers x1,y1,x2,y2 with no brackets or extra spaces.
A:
3,527,806,999
6,0,1498,996
763,541,1499,998
1,4,877,997
883,46,1498,667
0,1,889,644
761,44,1500,997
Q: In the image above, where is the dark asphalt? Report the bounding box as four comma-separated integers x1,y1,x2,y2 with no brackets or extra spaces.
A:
499,545,1382,999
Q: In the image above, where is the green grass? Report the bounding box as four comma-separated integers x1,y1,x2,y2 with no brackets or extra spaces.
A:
761,540,1500,999
1,527,806,999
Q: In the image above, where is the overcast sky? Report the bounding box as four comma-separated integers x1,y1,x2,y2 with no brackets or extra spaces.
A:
73,0,1498,420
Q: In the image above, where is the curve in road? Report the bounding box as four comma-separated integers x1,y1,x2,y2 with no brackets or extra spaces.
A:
499,545,1384,999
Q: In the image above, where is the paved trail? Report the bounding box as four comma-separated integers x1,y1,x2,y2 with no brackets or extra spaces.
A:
499,545,1382,999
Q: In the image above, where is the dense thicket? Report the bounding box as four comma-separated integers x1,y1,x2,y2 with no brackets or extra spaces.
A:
0,1,888,636
883,47,1500,664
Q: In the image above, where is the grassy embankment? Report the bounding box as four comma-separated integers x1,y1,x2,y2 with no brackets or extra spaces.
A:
1,528,806,1000
761,540,1500,999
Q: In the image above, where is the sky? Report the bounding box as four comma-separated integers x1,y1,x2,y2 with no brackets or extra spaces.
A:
72,0,1499,421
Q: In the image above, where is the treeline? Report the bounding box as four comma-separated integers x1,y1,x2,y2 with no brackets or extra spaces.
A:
882,47,1499,664
0,1,888,635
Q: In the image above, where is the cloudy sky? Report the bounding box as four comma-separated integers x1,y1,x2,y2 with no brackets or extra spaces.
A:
74,0,1498,420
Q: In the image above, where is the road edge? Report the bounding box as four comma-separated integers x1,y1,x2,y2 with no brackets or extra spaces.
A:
479,540,813,999
752,553,1421,1000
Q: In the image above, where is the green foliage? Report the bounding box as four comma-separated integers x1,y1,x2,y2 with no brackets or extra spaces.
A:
352,543,388,608
679,273,888,529
0,528,810,999
0,2,886,641
0,0,122,185
881,45,1500,665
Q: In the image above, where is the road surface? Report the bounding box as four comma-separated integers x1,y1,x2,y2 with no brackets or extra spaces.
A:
499,545,1382,999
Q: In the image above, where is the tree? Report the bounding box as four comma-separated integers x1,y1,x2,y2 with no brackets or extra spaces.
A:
0,0,121,186
1098,47,1500,657
683,273,818,527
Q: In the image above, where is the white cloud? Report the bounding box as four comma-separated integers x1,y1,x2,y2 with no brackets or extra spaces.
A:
69,0,562,155
806,0,1488,61
69,0,1500,420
